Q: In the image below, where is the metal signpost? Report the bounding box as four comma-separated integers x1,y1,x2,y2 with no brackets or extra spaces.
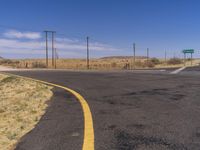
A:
182,49,194,66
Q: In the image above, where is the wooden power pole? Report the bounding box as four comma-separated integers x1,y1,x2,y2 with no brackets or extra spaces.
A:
87,36,89,69
44,31,56,68
44,31,48,67
133,43,136,69
147,48,149,62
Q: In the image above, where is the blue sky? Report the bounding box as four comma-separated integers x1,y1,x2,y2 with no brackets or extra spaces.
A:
0,0,200,58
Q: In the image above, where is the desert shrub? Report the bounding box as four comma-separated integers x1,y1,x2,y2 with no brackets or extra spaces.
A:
0,59,20,66
0,59,12,64
111,62,117,68
135,60,143,67
32,62,46,68
0,76,17,84
123,63,130,69
0,59,19,64
143,61,155,68
93,64,98,67
150,58,160,65
167,58,182,65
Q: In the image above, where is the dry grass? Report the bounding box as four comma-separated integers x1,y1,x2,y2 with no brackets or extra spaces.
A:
0,74,53,150
1,57,200,70
0,58,152,69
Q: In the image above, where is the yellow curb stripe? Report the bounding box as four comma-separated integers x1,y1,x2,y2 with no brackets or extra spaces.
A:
1,72,94,150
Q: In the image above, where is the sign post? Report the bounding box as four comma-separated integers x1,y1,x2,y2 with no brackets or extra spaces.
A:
182,49,194,66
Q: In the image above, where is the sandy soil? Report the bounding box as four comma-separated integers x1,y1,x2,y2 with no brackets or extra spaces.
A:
0,74,53,150
0,66,16,71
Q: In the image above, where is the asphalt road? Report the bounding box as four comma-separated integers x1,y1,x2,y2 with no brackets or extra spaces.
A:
14,87,84,150
3,69,200,150
180,66,200,76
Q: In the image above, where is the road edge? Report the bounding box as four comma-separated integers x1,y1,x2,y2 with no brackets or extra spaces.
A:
0,72,94,150
170,67,186,74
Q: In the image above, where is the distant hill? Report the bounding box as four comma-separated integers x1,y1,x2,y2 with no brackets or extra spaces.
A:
0,56,3,59
100,56,147,60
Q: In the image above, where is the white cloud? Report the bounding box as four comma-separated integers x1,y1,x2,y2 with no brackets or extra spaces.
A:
0,39,43,50
55,38,120,51
0,34,122,58
90,42,120,51
56,37,79,43
4,30,41,39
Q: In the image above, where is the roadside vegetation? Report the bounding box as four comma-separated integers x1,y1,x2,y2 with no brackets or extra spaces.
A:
0,74,53,150
167,57,183,65
0,57,199,70
0,59,20,67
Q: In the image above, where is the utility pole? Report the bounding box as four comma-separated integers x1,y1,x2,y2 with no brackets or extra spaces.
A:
54,32,56,68
165,50,167,65
55,48,57,69
133,43,136,69
147,48,149,62
87,36,89,69
44,31,48,67
52,32,55,67
44,31,56,68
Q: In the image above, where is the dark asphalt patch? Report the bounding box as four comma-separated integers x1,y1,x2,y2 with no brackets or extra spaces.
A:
99,88,186,109
170,94,185,101
114,130,187,150
126,124,146,130
15,88,84,150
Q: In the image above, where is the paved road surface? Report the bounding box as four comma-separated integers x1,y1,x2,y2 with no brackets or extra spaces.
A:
2,69,200,150
15,87,84,150
180,66,200,76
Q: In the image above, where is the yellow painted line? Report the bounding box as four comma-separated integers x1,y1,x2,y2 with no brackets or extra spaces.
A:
1,72,94,150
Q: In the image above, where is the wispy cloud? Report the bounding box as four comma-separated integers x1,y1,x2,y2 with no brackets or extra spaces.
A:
56,38,120,51
0,30,122,58
56,37,80,43
4,30,41,39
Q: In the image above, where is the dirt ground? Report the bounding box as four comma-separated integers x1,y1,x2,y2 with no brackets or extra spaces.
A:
0,74,53,150
2,58,199,70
